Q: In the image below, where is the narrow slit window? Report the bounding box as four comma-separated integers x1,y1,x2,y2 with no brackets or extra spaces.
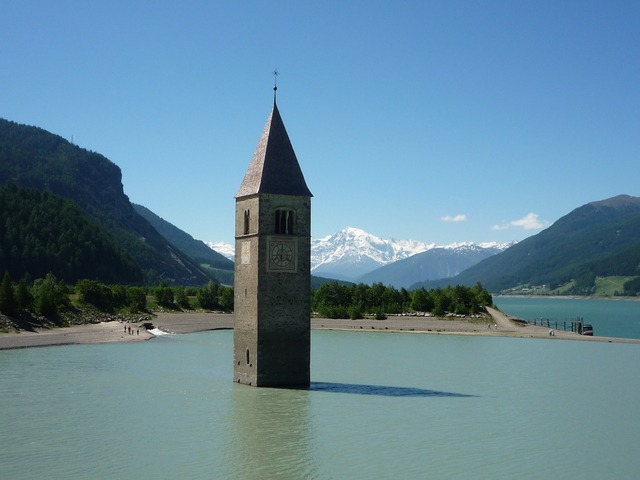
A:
245,348,250,365
243,210,250,235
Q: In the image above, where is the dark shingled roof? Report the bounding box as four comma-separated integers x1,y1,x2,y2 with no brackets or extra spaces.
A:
236,103,312,198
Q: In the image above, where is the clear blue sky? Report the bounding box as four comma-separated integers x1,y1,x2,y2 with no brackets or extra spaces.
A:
2,1,638,246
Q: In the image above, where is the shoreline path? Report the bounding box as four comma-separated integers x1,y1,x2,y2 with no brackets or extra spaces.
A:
2,310,639,350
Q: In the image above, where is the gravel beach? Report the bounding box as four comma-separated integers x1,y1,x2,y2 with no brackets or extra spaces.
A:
2,308,638,350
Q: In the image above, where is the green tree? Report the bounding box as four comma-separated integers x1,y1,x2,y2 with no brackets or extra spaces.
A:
126,286,147,312
350,283,369,313
313,282,352,318
367,283,387,310
381,285,403,314
154,283,174,308
399,288,411,311
572,271,596,295
77,279,114,311
348,304,364,320
111,284,128,309
452,285,472,315
15,278,34,312
411,288,433,312
197,281,220,310
218,286,234,312
471,282,493,308
174,286,191,309
623,277,640,296
33,273,69,316
431,288,448,316
0,271,17,315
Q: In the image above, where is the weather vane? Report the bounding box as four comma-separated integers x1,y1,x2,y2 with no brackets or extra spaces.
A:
273,69,279,104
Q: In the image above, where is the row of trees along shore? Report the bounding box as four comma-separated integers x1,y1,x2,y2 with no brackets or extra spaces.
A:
312,281,493,319
0,272,233,328
0,271,493,328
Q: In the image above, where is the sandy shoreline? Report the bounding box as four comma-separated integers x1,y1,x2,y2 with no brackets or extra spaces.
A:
1,309,639,351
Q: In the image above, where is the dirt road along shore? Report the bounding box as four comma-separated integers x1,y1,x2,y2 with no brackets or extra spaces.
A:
2,310,639,350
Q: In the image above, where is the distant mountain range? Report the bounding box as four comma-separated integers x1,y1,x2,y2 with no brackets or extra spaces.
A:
208,227,514,288
311,227,433,281
208,194,640,295
419,194,640,294
206,241,236,261
310,227,515,286
358,241,515,288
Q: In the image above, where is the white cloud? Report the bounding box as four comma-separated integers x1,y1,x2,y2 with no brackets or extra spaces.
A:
512,212,547,229
441,214,467,223
491,212,548,231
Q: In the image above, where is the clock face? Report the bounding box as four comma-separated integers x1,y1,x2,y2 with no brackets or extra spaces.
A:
271,242,293,267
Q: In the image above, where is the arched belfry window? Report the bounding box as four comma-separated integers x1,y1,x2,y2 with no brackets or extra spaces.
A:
243,210,250,235
275,210,294,234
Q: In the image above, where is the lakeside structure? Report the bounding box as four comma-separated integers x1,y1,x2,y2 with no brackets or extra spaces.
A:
232,89,313,387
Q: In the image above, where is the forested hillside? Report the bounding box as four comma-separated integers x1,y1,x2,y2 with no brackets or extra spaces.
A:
0,184,142,283
133,204,234,284
421,195,640,294
0,118,211,285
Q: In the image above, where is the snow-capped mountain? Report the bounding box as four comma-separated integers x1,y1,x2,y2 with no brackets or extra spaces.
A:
311,227,434,280
207,227,515,284
358,241,516,288
206,241,235,261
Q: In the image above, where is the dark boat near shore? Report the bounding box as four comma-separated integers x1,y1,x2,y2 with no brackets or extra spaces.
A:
580,323,594,336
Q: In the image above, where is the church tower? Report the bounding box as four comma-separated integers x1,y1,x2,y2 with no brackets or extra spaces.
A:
233,92,313,388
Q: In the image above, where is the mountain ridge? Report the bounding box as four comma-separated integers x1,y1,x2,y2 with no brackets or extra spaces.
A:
418,194,640,293
0,117,211,285
134,204,234,284
207,227,514,286
310,227,433,280
359,242,515,288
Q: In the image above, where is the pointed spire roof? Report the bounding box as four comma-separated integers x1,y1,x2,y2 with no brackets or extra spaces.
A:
236,103,313,198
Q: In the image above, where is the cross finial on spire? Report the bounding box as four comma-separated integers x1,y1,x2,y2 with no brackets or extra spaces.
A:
272,69,279,104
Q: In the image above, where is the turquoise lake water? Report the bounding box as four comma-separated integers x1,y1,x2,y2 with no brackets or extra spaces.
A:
2,323,640,479
494,296,640,339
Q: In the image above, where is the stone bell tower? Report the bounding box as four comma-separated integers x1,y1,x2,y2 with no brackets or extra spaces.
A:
233,90,313,388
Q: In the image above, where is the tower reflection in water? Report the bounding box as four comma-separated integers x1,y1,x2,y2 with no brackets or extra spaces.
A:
228,384,318,479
